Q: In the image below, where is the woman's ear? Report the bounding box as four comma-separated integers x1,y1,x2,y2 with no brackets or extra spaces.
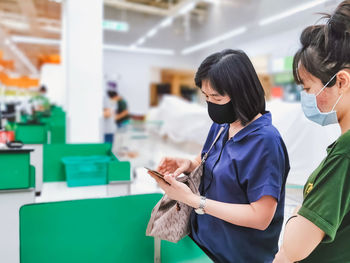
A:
336,70,350,94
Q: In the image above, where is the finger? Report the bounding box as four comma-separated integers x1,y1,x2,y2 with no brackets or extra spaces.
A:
157,157,171,173
164,174,176,185
156,157,166,171
148,172,171,188
173,167,185,177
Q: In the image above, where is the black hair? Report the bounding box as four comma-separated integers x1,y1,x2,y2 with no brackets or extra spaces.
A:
39,85,47,93
293,0,350,87
107,90,118,98
195,49,265,125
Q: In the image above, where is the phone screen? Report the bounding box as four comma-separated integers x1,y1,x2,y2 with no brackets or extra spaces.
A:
144,167,165,179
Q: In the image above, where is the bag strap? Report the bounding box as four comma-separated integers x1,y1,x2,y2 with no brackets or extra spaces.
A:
202,126,225,162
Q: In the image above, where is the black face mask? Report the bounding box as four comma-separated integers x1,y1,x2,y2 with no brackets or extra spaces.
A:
206,101,237,124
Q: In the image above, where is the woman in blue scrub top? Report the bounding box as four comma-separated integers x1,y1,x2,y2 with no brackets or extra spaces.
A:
152,49,290,263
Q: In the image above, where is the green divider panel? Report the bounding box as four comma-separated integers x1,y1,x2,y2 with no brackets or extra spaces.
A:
15,124,48,144
39,106,66,144
29,165,35,188
0,151,31,190
108,161,130,181
49,124,66,144
44,144,110,182
162,236,212,263
43,143,130,183
20,194,209,263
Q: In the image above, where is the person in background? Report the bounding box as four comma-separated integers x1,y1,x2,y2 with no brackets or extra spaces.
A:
115,93,129,128
103,89,118,144
274,1,350,262
31,85,50,113
149,49,290,262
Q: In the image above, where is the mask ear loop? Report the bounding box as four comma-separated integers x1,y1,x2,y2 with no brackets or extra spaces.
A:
331,94,343,111
316,73,338,96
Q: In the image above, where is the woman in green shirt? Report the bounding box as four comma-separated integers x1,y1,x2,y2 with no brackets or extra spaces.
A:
274,1,350,262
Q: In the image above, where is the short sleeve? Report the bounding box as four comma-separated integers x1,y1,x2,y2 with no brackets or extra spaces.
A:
298,155,350,243
238,135,287,203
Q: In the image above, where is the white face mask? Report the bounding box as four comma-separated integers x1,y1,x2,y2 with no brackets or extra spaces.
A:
300,73,343,126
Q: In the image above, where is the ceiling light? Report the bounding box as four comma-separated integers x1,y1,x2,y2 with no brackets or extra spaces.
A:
136,37,146,45
104,44,175,55
160,17,173,28
9,35,174,56
259,0,327,26
11,36,60,45
178,2,196,15
4,39,37,75
181,26,247,55
0,19,29,31
146,28,158,38
41,25,61,33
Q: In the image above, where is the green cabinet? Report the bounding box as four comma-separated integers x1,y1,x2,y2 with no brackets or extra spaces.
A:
15,124,48,144
0,149,35,190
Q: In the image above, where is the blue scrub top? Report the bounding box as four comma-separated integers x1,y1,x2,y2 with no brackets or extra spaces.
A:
190,112,290,263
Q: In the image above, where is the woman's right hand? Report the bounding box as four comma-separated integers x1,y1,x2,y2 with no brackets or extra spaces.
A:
157,157,194,177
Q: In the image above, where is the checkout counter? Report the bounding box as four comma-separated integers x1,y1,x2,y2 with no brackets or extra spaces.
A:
0,148,35,263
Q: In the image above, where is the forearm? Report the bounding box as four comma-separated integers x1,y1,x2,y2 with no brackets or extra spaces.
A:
188,154,201,172
186,195,275,230
280,215,324,262
115,110,129,120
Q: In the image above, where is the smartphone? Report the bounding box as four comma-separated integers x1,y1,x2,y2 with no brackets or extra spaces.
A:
144,167,165,179
144,167,171,184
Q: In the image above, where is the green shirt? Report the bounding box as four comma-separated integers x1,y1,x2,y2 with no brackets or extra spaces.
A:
299,130,350,263
30,94,50,112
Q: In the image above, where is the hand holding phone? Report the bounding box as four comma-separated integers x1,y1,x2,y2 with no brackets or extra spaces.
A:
144,167,171,185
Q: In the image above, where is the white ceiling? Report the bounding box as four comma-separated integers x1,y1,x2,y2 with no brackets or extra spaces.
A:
103,0,342,53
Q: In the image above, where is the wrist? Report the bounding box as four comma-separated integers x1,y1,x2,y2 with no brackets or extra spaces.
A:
186,194,201,208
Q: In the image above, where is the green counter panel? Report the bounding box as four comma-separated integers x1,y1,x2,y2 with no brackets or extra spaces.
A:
15,124,48,144
43,143,130,183
0,153,30,190
20,194,210,263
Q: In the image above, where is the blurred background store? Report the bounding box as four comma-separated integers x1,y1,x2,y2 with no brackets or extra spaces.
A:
0,1,343,262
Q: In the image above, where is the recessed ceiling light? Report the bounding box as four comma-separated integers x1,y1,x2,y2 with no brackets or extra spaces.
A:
259,0,327,26
181,26,247,55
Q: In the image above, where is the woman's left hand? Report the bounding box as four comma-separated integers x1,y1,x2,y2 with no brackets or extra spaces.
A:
148,172,196,206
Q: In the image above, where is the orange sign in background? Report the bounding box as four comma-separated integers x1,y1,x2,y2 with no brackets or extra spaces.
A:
0,50,40,88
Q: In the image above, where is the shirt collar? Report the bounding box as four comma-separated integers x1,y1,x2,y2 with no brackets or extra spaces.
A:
228,111,272,143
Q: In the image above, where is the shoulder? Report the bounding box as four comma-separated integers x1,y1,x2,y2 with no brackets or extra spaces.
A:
251,124,284,148
202,123,226,152
331,131,350,158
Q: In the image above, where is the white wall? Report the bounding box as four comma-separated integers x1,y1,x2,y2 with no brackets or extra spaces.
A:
103,51,199,115
62,0,103,143
40,64,65,107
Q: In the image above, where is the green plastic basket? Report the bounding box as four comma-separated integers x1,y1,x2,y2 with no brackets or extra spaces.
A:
61,156,110,187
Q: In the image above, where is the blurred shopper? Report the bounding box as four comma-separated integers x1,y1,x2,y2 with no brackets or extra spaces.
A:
274,1,350,262
150,49,290,262
103,89,118,144
31,85,50,114
115,93,129,128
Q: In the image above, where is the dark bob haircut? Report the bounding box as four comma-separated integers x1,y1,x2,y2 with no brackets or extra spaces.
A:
195,49,265,125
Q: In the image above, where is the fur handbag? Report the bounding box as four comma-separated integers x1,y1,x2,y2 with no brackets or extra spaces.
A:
146,127,224,243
